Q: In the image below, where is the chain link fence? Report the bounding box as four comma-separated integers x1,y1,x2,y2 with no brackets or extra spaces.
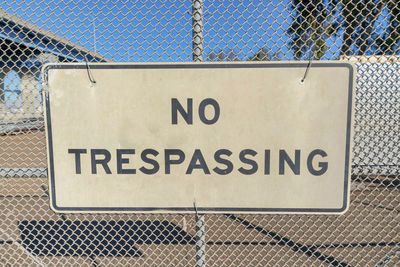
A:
0,0,399,266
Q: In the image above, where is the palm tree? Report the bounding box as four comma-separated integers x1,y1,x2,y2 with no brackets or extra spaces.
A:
287,0,400,58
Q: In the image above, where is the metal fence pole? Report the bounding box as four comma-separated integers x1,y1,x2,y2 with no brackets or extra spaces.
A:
192,0,204,62
195,213,206,267
192,1,206,266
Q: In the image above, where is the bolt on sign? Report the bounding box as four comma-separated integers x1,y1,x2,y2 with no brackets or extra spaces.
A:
43,62,354,214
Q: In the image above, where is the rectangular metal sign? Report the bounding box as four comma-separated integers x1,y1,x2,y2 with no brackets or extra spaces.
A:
44,62,354,214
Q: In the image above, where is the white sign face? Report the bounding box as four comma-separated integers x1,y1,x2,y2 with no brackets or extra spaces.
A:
44,62,354,214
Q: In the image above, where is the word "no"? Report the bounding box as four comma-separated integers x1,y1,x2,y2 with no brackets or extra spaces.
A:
171,98,220,125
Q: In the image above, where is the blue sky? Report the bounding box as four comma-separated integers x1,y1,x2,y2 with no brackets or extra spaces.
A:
0,0,348,107
1,0,302,62
0,0,396,107
1,0,396,63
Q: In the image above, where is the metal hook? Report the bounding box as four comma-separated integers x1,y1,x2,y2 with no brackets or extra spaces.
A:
41,185,67,220
301,45,315,83
40,185,49,197
193,199,198,219
85,57,96,84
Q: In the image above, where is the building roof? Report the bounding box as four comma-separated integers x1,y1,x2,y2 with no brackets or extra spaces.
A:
0,9,108,67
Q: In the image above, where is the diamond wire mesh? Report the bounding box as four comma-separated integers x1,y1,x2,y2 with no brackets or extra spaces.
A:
0,0,399,266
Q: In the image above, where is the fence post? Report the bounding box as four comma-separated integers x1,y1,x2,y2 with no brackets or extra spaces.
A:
192,1,206,265
192,0,204,62
195,213,206,267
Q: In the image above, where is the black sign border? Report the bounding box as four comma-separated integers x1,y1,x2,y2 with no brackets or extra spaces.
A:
44,62,353,214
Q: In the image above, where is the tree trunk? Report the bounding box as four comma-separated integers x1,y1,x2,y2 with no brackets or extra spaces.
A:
358,1,384,55
340,1,358,56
